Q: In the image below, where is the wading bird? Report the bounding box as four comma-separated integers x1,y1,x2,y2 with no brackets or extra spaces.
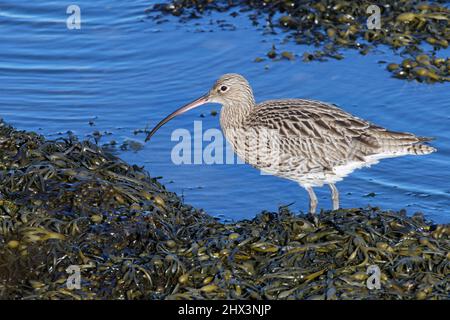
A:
145,74,436,213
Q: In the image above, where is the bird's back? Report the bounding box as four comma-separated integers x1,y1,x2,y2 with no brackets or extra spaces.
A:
237,98,435,185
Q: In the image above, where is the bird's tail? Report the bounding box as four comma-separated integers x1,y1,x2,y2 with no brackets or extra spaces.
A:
373,130,437,156
404,143,436,155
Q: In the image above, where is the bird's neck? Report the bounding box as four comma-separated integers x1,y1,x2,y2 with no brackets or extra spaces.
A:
220,100,254,131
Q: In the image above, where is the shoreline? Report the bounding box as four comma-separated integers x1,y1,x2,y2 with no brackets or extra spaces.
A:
0,120,448,299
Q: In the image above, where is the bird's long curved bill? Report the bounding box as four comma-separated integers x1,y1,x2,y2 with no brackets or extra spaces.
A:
145,94,209,142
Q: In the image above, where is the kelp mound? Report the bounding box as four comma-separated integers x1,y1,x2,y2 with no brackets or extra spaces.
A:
0,120,448,300
149,0,450,83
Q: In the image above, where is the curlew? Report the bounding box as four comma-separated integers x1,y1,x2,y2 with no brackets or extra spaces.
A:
145,74,436,214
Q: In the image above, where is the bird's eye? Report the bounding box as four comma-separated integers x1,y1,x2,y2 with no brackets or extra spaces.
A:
220,85,228,92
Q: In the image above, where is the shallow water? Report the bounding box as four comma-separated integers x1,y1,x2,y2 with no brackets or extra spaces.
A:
1,1,449,223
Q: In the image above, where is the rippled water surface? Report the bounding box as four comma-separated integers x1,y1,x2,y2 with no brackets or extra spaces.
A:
1,1,449,222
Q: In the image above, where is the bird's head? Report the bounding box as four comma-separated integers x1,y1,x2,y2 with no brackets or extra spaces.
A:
207,73,254,106
145,73,254,142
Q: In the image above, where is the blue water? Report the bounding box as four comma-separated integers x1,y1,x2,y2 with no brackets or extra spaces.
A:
1,1,449,223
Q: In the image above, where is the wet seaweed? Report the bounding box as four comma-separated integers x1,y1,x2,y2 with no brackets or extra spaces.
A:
0,120,448,299
149,0,450,83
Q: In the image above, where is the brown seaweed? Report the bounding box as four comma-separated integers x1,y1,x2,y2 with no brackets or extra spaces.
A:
149,0,450,83
0,120,448,300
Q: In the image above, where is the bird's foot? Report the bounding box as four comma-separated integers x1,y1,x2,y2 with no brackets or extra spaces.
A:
307,212,319,226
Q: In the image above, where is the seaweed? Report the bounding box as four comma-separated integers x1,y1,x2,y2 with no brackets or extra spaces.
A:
0,120,448,299
149,0,450,83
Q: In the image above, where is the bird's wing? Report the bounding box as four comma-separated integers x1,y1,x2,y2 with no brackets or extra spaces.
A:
246,99,422,169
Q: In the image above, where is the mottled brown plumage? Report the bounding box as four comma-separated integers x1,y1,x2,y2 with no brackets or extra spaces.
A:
146,74,436,213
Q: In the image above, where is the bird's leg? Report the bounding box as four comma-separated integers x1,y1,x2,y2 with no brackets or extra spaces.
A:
329,183,339,210
305,186,318,214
